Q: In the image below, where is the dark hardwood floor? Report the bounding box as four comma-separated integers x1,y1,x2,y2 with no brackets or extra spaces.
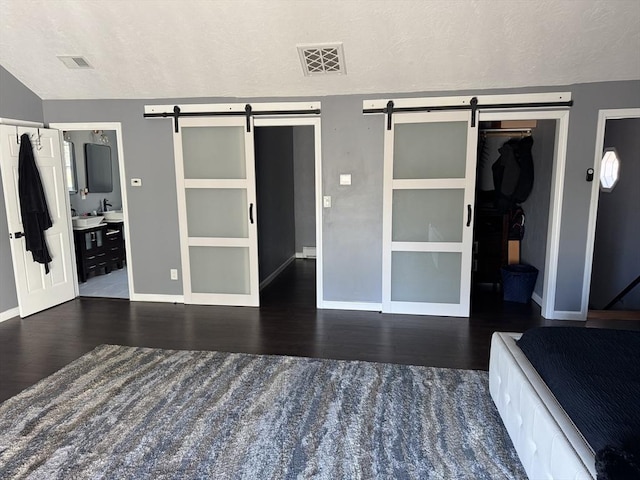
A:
1,259,638,403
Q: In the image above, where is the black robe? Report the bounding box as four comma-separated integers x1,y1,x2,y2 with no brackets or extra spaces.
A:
18,133,52,273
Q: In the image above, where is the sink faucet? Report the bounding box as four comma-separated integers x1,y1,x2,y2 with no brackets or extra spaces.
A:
103,198,112,212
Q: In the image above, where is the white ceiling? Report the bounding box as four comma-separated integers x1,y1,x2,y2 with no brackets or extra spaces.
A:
1,0,639,100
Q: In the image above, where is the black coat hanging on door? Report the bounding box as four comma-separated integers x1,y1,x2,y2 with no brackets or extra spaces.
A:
18,133,53,273
491,136,534,213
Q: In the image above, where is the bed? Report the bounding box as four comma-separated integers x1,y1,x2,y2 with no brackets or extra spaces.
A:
489,328,640,480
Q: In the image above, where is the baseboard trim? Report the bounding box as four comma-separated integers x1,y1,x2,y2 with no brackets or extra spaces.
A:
321,301,382,312
531,292,542,307
0,306,20,322
587,310,640,321
551,310,587,321
295,248,317,259
130,294,184,304
260,255,296,290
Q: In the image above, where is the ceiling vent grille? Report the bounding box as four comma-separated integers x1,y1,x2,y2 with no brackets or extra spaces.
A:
297,43,346,76
57,55,93,69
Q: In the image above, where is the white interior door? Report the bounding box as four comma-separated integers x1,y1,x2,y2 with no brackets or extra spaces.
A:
382,111,478,316
0,125,76,317
173,117,259,306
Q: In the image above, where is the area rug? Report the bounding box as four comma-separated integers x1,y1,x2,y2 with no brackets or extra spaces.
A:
0,345,525,479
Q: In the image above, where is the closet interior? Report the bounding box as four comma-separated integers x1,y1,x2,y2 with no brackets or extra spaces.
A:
472,119,557,307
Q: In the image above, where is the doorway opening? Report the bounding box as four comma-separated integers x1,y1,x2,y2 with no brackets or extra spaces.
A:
254,125,317,307
585,111,640,320
472,119,556,314
50,122,133,301
471,109,569,319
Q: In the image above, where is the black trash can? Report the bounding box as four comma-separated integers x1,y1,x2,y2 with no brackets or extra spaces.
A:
501,264,538,303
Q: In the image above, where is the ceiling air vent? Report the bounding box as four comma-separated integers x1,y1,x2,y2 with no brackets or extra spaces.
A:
297,43,346,76
57,55,93,69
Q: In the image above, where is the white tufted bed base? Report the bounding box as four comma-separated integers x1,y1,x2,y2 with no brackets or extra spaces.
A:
489,332,596,479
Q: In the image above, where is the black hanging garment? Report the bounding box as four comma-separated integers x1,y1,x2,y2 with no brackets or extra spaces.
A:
18,133,53,273
491,136,534,213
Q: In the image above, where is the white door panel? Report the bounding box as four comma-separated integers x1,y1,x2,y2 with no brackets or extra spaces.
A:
173,117,259,306
382,111,478,317
0,126,76,317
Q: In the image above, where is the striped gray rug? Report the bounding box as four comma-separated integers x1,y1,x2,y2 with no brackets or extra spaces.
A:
0,345,524,479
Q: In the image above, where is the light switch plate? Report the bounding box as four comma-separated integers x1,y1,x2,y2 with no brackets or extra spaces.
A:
131,178,142,186
339,174,352,185
323,196,331,208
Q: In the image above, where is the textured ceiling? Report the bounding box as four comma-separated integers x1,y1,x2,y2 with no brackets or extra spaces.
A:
0,0,639,100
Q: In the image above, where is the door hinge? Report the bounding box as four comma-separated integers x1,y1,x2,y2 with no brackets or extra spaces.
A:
10,231,24,239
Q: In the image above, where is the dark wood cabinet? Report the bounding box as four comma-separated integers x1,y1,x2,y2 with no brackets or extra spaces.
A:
73,222,125,283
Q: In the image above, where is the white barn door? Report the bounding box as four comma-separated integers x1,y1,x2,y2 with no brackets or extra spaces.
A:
382,111,478,317
173,117,259,306
0,126,76,317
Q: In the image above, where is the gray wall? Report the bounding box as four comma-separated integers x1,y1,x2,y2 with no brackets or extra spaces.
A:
293,126,316,253
0,66,44,313
43,98,185,295
255,127,296,283
0,66,43,123
521,119,556,297
589,118,640,310
321,96,384,302
40,79,640,312
553,81,640,311
66,130,122,215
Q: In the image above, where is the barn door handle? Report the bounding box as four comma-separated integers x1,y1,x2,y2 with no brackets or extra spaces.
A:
466,205,472,227
249,203,254,224
10,231,24,239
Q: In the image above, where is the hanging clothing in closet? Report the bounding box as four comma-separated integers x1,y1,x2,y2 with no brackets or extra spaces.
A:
492,136,534,213
18,133,53,273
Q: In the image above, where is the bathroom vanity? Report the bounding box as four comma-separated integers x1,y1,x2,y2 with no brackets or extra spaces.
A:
73,221,125,283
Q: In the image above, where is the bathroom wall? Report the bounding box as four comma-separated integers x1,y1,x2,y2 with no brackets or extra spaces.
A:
66,130,122,215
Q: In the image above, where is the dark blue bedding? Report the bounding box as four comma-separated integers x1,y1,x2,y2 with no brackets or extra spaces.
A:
516,327,640,463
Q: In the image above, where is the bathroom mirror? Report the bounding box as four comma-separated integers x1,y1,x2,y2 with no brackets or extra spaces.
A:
85,143,113,192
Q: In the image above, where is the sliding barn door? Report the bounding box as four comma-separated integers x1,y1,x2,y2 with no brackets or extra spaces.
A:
382,111,478,316
173,117,259,306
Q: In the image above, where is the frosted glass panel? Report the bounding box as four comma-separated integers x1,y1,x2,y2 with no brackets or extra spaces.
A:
391,251,461,303
182,126,246,179
392,189,464,242
186,189,248,238
190,246,250,294
394,122,467,179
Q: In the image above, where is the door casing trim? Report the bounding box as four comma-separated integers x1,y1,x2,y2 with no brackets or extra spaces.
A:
581,108,640,317
49,122,135,300
253,115,324,308
478,109,570,320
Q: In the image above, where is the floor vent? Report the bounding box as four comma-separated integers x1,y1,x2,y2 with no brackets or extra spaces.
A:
297,43,346,76
57,56,93,69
